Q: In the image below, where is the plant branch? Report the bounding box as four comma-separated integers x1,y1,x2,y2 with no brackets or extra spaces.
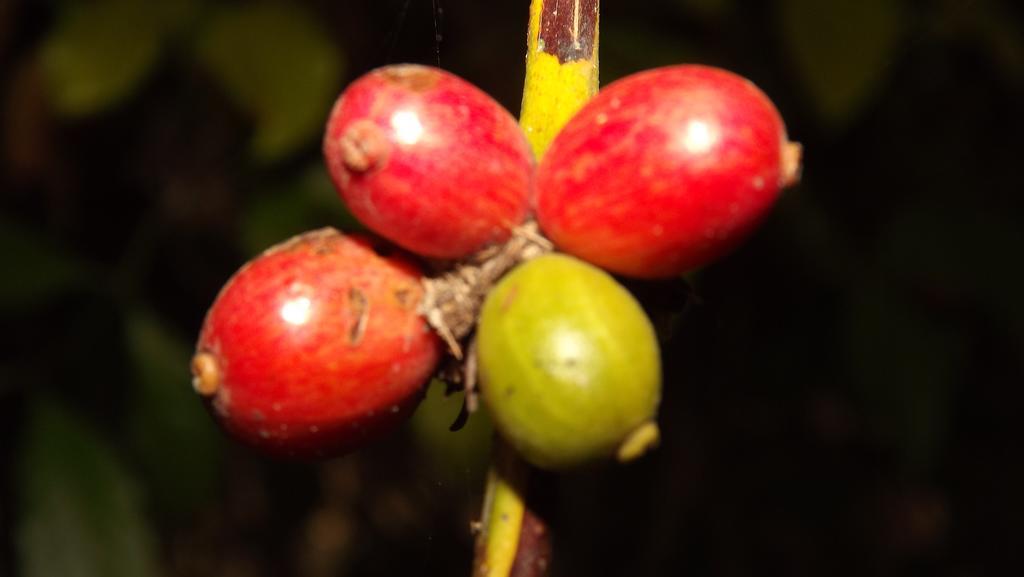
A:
519,0,600,157
472,440,533,577
471,2,600,576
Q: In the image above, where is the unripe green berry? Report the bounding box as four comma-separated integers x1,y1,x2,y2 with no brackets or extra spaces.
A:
477,254,662,470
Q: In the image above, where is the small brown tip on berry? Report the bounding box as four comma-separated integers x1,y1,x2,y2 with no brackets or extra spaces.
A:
191,351,221,396
782,141,803,188
339,120,388,172
616,421,661,463
380,65,441,92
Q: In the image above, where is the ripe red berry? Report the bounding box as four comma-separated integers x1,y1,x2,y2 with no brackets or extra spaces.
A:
191,229,442,459
324,64,534,259
536,65,802,278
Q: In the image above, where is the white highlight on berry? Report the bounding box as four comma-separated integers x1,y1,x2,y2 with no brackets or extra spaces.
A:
548,327,593,386
391,110,424,145
681,119,718,155
280,296,313,326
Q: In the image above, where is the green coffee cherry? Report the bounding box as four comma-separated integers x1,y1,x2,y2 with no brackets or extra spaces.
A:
477,254,662,470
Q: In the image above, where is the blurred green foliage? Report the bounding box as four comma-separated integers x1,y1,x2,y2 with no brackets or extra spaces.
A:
124,309,224,517
410,380,493,481
17,400,160,577
841,279,964,469
879,206,1024,338
780,0,903,127
40,0,161,116
39,0,199,116
0,215,87,311
239,164,364,256
673,0,732,20
2,0,1023,575
197,1,344,161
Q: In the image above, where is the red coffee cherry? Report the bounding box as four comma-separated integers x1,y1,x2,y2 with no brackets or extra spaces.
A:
324,64,534,259
191,229,442,459
536,65,802,278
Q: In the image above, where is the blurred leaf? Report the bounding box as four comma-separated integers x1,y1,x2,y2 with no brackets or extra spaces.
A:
780,0,903,126
154,0,204,36
965,0,1024,86
239,184,312,255
124,309,224,517
17,399,159,577
841,281,964,470
0,217,86,311
4,60,54,183
52,295,130,419
197,1,344,161
879,206,1024,350
302,164,365,229
39,0,163,116
410,380,492,482
673,0,733,20
239,164,365,255
602,25,700,83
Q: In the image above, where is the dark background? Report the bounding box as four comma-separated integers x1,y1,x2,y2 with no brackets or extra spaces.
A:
2,0,1022,575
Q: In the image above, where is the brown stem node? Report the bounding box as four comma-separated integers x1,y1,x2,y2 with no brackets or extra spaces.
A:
421,221,553,359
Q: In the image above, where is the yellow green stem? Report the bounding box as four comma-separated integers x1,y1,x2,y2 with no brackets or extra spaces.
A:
519,0,600,157
473,2,600,576
473,440,530,577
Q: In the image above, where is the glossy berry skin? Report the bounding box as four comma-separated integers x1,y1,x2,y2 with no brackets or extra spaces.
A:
477,254,661,471
536,65,801,278
192,229,442,459
324,64,534,259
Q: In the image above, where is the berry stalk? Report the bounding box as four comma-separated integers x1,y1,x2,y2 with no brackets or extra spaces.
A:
472,1,600,576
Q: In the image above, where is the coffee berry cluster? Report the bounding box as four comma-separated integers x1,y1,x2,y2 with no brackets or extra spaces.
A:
191,63,800,467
